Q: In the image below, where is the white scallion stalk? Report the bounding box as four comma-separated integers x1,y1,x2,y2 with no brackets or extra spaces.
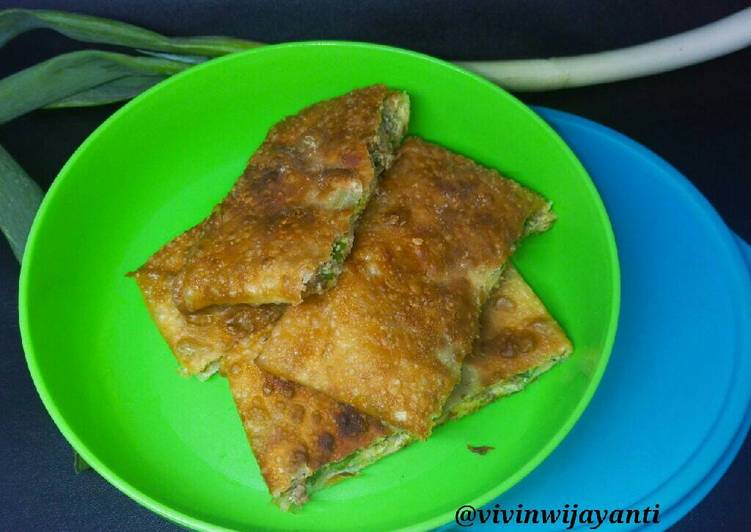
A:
458,6,751,91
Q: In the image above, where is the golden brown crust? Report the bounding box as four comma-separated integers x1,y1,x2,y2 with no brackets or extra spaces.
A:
132,227,283,376
173,85,402,311
463,265,572,388
256,138,551,438
133,132,562,501
221,351,390,498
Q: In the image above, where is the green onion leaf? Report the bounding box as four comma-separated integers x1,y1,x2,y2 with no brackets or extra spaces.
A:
73,451,91,473
0,49,190,124
0,144,43,261
136,49,207,64
0,8,262,56
44,74,170,108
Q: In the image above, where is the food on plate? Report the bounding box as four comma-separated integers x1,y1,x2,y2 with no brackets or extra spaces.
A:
131,89,570,511
256,137,554,438
172,85,409,311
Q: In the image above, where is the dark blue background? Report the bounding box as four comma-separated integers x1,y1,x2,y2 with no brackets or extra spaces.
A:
1,1,750,530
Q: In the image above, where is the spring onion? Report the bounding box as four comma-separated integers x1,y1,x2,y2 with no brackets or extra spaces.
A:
459,6,751,91
0,50,189,124
0,8,259,56
0,144,42,261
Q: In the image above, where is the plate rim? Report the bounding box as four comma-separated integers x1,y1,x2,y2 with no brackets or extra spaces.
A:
18,41,621,531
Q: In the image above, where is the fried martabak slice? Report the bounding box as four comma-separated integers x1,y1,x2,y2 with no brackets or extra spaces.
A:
173,85,410,311
256,137,554,438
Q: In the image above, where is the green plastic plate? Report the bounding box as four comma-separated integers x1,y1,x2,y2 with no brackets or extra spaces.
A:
19,42,619,531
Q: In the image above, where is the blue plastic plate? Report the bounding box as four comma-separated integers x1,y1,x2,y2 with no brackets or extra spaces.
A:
448,108,751,531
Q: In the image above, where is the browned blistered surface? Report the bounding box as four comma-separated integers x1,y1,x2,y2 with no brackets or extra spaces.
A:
173,85,394,311
221,350,390,497
256,137,550,438
464,265,572,388
133,131,562,499
132,227,283,376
